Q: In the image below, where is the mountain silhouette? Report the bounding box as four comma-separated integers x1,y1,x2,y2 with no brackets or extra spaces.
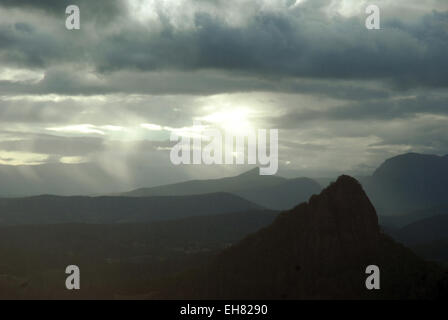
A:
381,214,448,263
0,193,261,225
120,167,322,210
364,153,448,214
120,168,283,196
0,209,278,299
391,214,448,246
158,175,447,299
379,205,448,228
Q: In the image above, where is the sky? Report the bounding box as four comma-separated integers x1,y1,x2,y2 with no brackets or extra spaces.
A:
0,0,447,195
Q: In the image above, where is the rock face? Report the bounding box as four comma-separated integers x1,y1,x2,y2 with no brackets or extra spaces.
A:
301,175,379,245
162,175,447,299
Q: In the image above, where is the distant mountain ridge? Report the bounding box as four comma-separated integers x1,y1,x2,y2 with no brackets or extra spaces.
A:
0,193,261,225
379,205,448,228
363,153,448,214
117,152,448,214
389,214,448,246
120,168,281,196
119,167,322,210
384,214,448,263
158,175,447,299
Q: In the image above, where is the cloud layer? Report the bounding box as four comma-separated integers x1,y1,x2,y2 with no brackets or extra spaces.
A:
0,0,447,194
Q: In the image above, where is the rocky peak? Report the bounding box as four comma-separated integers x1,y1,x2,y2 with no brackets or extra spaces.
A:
304,175,379,238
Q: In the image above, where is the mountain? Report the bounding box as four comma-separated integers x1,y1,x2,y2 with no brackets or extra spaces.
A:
120,168,284,196
0,162,195,197
120,168,322,210
383,215,448,263
237,177,322,210
389,214,448,246
379,205,448,228
412,240,448,263
0,193,261,225
0,210,278,299
157,175,448,299
363,153,448,214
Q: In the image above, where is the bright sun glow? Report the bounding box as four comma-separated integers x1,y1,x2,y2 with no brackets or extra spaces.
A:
128,0,158,22
327,0,368,17
198,108,254,134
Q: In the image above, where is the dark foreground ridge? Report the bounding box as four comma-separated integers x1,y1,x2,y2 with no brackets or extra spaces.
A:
158,175,448,299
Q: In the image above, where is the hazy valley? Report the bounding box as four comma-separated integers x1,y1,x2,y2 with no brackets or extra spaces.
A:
1,152,448,299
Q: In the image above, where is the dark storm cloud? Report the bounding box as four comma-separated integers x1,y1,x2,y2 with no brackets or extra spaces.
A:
271,94,448,128
93,10,448,88
369,125,448,152
0,0,124,22
0,68,393,100
0,0,448,191
0,22,75,68
325,95,448,120
1,0,447,90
